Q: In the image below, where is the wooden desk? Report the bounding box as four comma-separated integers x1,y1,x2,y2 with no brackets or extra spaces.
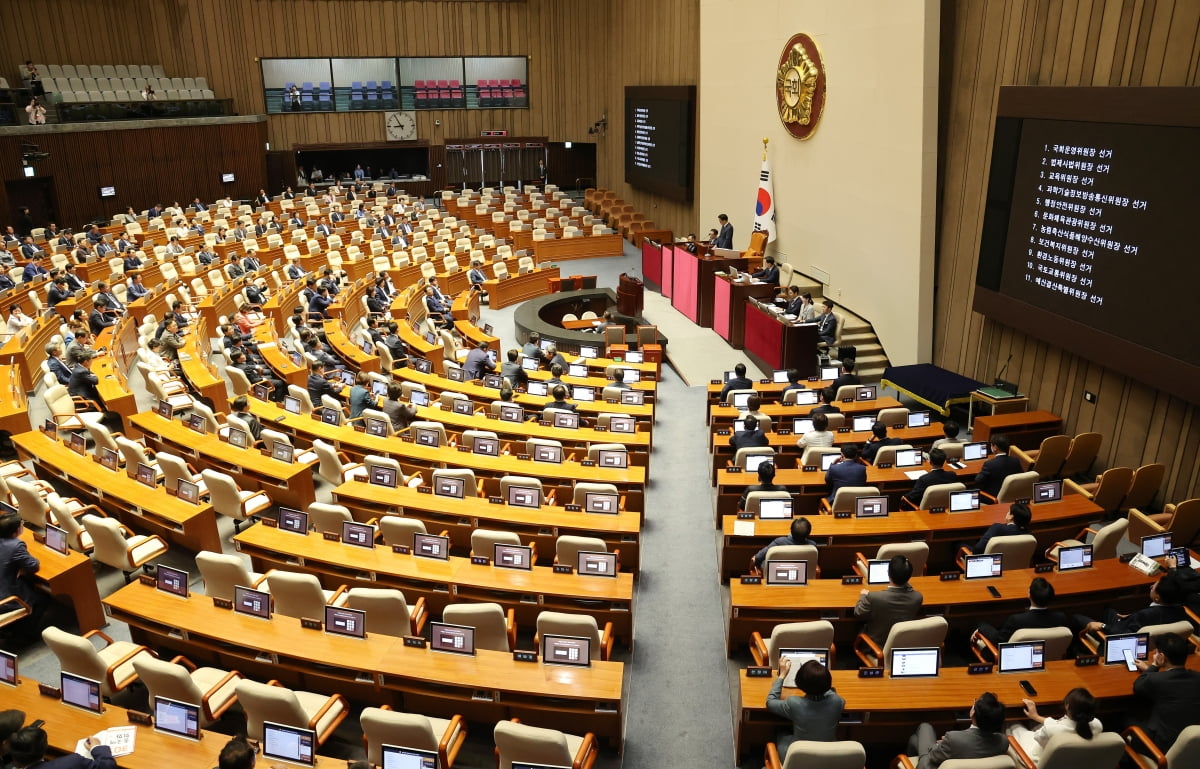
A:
533,233,623,263
21,527,106,631
324,318,378,373
177,317,230,412
743,302,819,378
332,479,642,573
972,409,1063,448
0,364,29,438
484,267,561,310
13,430,223,553
968,390,1030,428
713,275,777,349
708,397,906,427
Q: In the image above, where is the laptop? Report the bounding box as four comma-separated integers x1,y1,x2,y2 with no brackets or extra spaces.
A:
0,650,14,686
368,465,398,488
542,634,591,667
262,721,316,767
820,453,839,471
573,386,595,402
176,478,200,503
278,508,309,534
568,363,588,377
434,476,466,499
765,560,808,586
852,416,875,432
1141,532,1172,558
290,352,304,368
342,521,376,549
522,356,540,371
584,491,620,514
1033,480,1063,503
907,411,932,428
772,370,791,384
579,345,599,359
1104,632,1149,666
793,417,815,434
820,366,839,380
98,446,120,470
1057,544,1093,571
527,381,548,397
731,392,752,410
608,415,635,433
889,647,941,678
855,496,889,518
414,426,441,447
894,449,923,468
380,745,438,769
283,395,302,414
452,399,475,416
473,435,499,456
365,417,389,437
790,389,819,405
962,442,989,461
948,490,980,512
758,498,793,520
430,621,475,655
324,605,367,639
998,641,1046,674
494,543,533,571
533,444,563,464
866,559,891,584
778,648,829,687
413,533,449,560
410,390,430,407
154,696,201,740
964,553,1003,580
552,411,579,429
856,385,877,401
61,671,103,713
597,449,628,468
620,389,645,405
156,565,190,598
43,523,70,555
577,550,618,577
234,585,271,619
508,485,540,509
499,405,525,423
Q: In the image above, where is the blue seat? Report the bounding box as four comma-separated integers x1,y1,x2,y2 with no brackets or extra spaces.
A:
351,81,363,90
381,80,392,90
366,80,377,91
365,91,378,107
350,91,363,109
319,90,332,106
319,81,331,91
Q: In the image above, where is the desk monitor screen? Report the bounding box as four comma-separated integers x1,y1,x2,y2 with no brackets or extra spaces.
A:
98,446,120,471
430,621,475,655
262,721,316,767
568,363,588,378
157,565,189,598
584,492,619,514
446,367,466,383
371,380,389,397
271,443,294,463
793,418,815,434
1141,532,1172,558
962,442,989,461
552,411,579,429
792,389,820,405
278,508,308,534
949,490,980,512
0,650,16,686
890,647,941,678
154,696,201,740
1057,544,1093,571
866,559,891,585
579,345,599,359
413,533,449,560
608,415,636,434
252,383,271,401
499,405,525,423
324,605,366,639
820,366,840,380
414,427,441,447
855,496,889,518
1104,632,1149,666
494,543,532,571
43,523,69,555
289,352,304,368
856,385,878,401
135,462,157,488
521,356,540,371
620,389,644,405
68,431,86,455
365,417,389,437
186,413,207,434
380,745,438,769
758,498,793,520
621,369,640,384
234,585,271,619
852,416,875,432
342,521,375,549
964,553,1003,580
411,358,433,374
283,396,302,414
772,370,791,383
765,560,808,586
820,453,839,471
778,648,830,687
452,399,475,416
410,390,431,407
368,465,398,488
894,449,923,468
533,444,563,464
625,350,644,363
156,399,173,419
434,476,466,499
338,370,356,386
598,449,629,468
542,634,591,667
539,339,555,352
1033,480,1063,504
578,550,618,577
527,381,548,397
473,435,499,456
61,671,103,713
731,392,752,410
573,386,595,402
483,323,494,336
508,485,540,509
908,411,932,428
998,641,1046,674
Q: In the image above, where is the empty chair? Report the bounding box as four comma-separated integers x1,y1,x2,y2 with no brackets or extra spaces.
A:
1047,517,1128,563
767,741,867,769
872,443,915,467
265,571,347,620
1012,434,1071,479
1059,432,1103,479
535,610,613,661
306,502,353,535
555,535,612,568
360,707,467,768
259,429,319,464
800,446,841,467
47,495,94,553
493,719,597,769
1066,466,1133,516
42,626,155,698
962,533,1038,571
971,625,1074,664
1141,498,1200,546
82,514,167,582
116,437,161,481
200,469,272,532
156,452,208,498
734,446,776,469
749,619,835,667
311,439,367,486
343,587,427,637
443,602,515,652
43,384,105,432
874,407,909,427
378,516,430,549
761,544,819,578
854,615,948,669
499,475,549,505
470,528,522,559
131,655,242,727
1120,463,1167,514
234,679,348,745
195,552,265,602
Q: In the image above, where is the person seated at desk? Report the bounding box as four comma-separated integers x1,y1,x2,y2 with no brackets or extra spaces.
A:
1008,688,1103,767
752,255,780,286
739,393,768,427
0,273,14,292
382,321,409,368
797,411,834,450
975,577,1072,646
545,384,578,415
862,422,903,464
1,708,26,765
88,297,117,335
464,339,495,380
752,516,816,570
307,360,342,406
8,723,116,769
738,461,787,512
854,554,923,647
720,362,754,403
158,318,186,363
308,285,334,320
903,448,957,505
141,339,174,374
234,306,261,337
468,260,488,296
366,276,390,314
546,363,566,389
21,254,47,284
348,371,379,420
382,381,418,432
230,395,264,442
766,658,844,757
522,332,545,363
500,348,529,389
931,419,960,449
304,335,343,372
1,512,48,640
811,386,841,417
45,341,72,385
544,343,568,372
781,368,806,395
94,281,124,315
816,299,838,347
1075,572,1189,638
1127,631,1200,759
907,692,1009,769
796,291,816,321
123,249,143,272
830,359,860,392
231,350,284,403
825,444,866,503
971,501,1032,554
731,415,769,450
973,434,1022,499
6,305,34,336
423,285,453,330
125,272,148,300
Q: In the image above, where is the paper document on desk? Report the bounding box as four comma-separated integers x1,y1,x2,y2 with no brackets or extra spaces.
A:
904,470,927,481
733,520,756,536
77,726,136,757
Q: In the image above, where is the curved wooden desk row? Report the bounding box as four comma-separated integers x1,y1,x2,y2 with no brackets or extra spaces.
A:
0,364,31,436
727,557,1158,655
708,397,906,426
233,523,635,644
706,378,836,405
479,266,562,310
104,580,626,748
177,316,230,413
20,527,106,631
718,495,1104,580
331,479,642,573
13,430,223,554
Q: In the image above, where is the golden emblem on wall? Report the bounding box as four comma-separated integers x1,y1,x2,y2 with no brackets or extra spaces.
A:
776,33,826,140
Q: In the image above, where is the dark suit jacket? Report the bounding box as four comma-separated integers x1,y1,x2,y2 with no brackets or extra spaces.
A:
307,373,339,406
38,745,117,769
903,467,958,505
1102,602,1187,635
916,726,1008,769
68,366,102,403
831,373,860,392
1134,666,1200,748
990,606,1072,644
854,584,924,646
716,222,734,249
974,453,1023,498
753,265,780,285
0,535,40,606
825,459,867,502
730,428,769,450
719,376,754,402
861,436,903,465
48,356,72,385
817,312,838,345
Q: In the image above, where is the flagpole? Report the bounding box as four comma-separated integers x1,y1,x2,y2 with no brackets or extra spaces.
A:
762,137,769,161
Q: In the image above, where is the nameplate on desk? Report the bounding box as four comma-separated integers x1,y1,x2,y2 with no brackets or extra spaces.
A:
564,504,582,512
538,420,551,427
488,496,505,504
737,512,755,520
1034,563,1054,573
593,426,607,432
516,454,530,461
842,397,854,403
1014,497,1031,505
929,506,946,514
553,564,574,575
740,576,763,585
777,429,792,436
403,636,427,649
877,462,893,469
38,683,61,699
138,573,157,587
716,429,730,436
580,460,597,467
322,531,340,541
807,376,819,382
400,434,415,442
484,412,498,419
471,556,490,566
802,465,818,472
212,596,233,609
967,663,994,675
127,710,153,726
261,517,278,528
940,571,961,581
1074,655,1099,667
416,485,432,494
392,545,411,554
512,650,538,663
759,378,770,384
726,466,742,473
711,379,722,385
605,398,619,404
746,666,773,678
300,617,322,631
837,427,852,433
456,444,471,452
841,575,863,585
857,667,884,678
834,511,851,519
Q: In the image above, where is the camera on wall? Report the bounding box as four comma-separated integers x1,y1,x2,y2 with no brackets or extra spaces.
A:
21,142,49,161
587,116,608,136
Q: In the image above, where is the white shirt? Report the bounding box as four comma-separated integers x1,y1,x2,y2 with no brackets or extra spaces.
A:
798,429,835,449
7,312,34,334
1007,717,1102,765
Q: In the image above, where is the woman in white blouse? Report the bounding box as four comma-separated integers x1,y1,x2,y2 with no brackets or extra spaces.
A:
797,411,835,449
1007,687,1102,765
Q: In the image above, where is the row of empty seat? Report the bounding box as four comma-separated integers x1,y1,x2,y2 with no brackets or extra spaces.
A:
58,89,214,103
41,76,208,94
33,63,167,79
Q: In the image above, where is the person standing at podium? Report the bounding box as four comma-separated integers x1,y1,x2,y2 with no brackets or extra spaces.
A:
715,214,734,249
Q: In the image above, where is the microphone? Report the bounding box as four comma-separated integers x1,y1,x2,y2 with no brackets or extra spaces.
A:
995,353,1013,385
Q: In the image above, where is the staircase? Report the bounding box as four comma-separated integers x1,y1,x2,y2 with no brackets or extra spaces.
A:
785,270,891,382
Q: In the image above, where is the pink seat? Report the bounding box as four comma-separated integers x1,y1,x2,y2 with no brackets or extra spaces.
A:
414,79,425,88
488,79,499,87
449,79,460,88
511,79,523,88
437,79,448,88
499,79,510,87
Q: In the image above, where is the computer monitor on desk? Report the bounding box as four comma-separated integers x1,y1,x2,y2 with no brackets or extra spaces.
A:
1033,480,1062,503
793,417,814,434
998,641,1045,673
154,696,201,740
866,559,890,584
61,671,103,713
962,442,989,461
542,634,591,667
889,647,940,678
852,416,875,432
765,560,807,586
778,648,829,687
855,496,888,518
949,490,980,512
1104,632,1149,666
1057,544,1093,571
791,389,819,405
381,745,438,769
262,721,316,767
758,498,793,520
964,553,1003,580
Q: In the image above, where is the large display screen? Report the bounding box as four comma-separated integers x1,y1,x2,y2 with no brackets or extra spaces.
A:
624,86,696,202
975,87,1200,403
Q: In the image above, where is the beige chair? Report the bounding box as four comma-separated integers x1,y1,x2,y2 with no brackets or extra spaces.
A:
970,625,1074,664
982,470,1039,504
499,475,550,505
82,514,167,581
742,490,792,515
1079,618,1194,658
1011,732,1125,769
259,429,319,464
378,516,430,549
1059,432,1103,479
555,535,611,567
749,620,835,667
233,679,348,745
364,455,424,489
264,571,347,620
307,502,353,535
155,452,208,498
1012,434,1071,479
1122,723,1200,769
854,615,948,669
342,587,427,637
442,602,516,652
47,495,95,553
854,542,929,579
767,740,867,769
1066,466,1133,516
535,611,613,661
410,420,448,447
42,625,155,698
200,469,272,532
195,551,264,601
311,439,367,486
821,486,882,515
1046,518,1128,563
131,655,242,726
734,446,775,469
286,384,315,414
43,384,105,432
937,442,965,460
9,477,63,529
361,706,467,768
116,436,162,481
800,446,841,467
85,422,124,462
572,482,620,508
762,544,820,578
902,481,966,511
493,719,598,769
470,528,523,558
1121,463,1167,515
872,444,915,467
1143,498,1200,546
875,408,909,428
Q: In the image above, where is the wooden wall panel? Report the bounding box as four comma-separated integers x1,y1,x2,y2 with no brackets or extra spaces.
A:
937,0,1200,503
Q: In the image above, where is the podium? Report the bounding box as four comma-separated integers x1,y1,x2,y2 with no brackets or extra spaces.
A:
618,273,643,316
743,301,818,377
713,275,777,348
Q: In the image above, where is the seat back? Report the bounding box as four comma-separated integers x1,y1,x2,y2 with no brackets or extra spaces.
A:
1059,432,1103,478
344,587,413,638
995,470,1038,503
917,482,965,510
881,616,948,669
131,657,206,720
1036,732,1125,769
47,495,90,552
744,490,793,515
535,611,602,659
500,475,545,504
266,571,329,620
307,502,352,534
1088,467,1134,514
1009,626,1074,660
42,627,110,693
573,482,619,506
556,535,608,565
443,602,510,651
1165,724,1200,768
764,545,819,573
199,469,243,520
766,620,835,667
85,421,122,456
155,452,195,492
874,542,929,576
81,514,132,573
780,740,867,769
938,758,1014,769
1166,499,1200,547
9,477,49,528
1029,435,1071,478
378,516,427,548
196,551,257,601
1139,620,1194,648
873,444,914,467
830,486,881,514
234,680,307,741
1090,517,1129,560
433,468,477,497
937,442,964,460
800,446,841,467
983,534,1038,569
735,446,775,468
470,528,520,556
361,708,439,766
493,720,574,769
874,408,909,428
1123,463,1166,512
44,384,77,419
286,385,314,414
724,387,755,405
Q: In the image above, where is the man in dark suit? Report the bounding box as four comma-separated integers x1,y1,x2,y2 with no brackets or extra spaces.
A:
854,554,924,646
0,511,47,636
730,415,769,450
719,362,754,403
21,254,47,283
62,265,86,292
500,349,528,389
46,276,73,307
974,434,1023,498
715,213,733,249
816,299,838,346
330,209,345,223
544,385,577,414
862,422,904,465
45,342,72,385
1076,572,1189,637
230,349,285,403
18,237,41,261
971,501,1032,554
752,516,816,569
1130,631,1200,756
463,340,494,380
826,444,867,503
286,258,306,280
830,359,860,392
242,251,262,273
9,723,117,769
810,387,842,418
88,298,116,334
307,361,341,407
908,692,1008,769
314,216,332,237
751,255,780,285
903,448,958,505
975,577,1071,645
